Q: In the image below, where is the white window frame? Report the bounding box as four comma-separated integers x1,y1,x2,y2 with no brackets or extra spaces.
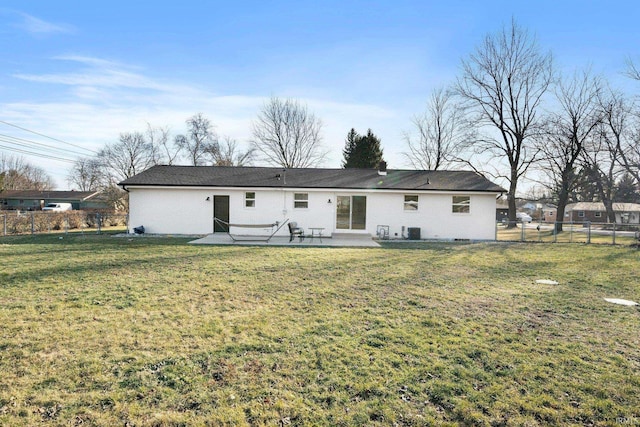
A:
594,211,602,218
404,194,419,211
294,193,308,209
452,195,470,214
245,192,256,208
578,211,585,218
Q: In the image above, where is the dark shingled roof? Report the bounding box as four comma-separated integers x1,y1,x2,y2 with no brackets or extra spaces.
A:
0,190,100,200
119,165,505,193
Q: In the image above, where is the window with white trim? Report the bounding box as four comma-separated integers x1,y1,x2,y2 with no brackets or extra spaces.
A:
294,193,308,209
245,192,255,208
594,211,602,218
452,196,470,213
404,195,419,211
578,211,585,218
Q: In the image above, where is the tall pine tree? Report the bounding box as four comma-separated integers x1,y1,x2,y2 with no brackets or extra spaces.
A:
342,128,384,168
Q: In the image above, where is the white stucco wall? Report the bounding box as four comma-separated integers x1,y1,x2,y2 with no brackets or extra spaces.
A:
126,186,498,240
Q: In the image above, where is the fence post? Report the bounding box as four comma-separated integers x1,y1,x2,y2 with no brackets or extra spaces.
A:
30,212,35,235
553,222,557,243
569,221,573,243
2,214,5,236
587,221,591,244
521,222,525,242
97,213,101,235
537,222,541,242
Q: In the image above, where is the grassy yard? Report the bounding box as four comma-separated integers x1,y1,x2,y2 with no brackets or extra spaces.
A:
0,235,639,426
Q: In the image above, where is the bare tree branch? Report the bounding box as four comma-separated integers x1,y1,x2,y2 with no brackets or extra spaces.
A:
536,68,602,231
99,132,156,182
403,87,472,170
0,153,55,191
250,97,326,168
454,19,553,226
146,123,179,165
209,136,254,166
175,113,219,166
67,157,105,191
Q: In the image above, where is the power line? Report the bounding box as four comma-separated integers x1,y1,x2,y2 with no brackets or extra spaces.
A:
0,144,77,163
0,119,98,155
0,134,84,157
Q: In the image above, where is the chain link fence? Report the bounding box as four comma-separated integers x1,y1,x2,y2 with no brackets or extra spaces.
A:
0,211,128,236
497,220,640,246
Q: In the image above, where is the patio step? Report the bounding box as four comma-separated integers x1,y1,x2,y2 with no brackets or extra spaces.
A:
330,233,373,239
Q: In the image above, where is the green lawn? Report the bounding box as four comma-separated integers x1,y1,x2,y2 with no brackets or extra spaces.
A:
1,235,639,426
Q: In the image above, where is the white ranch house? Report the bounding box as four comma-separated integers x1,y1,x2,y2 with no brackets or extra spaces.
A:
119,165,505,241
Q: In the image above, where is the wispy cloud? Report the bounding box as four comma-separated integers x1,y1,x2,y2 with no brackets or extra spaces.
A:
17,12,75,35
3,54,413,188
13,55,194,95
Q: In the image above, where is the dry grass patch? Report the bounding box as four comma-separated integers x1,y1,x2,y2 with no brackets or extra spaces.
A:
0,235,639,426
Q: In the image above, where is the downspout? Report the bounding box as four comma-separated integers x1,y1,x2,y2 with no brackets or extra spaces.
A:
281,169,287,219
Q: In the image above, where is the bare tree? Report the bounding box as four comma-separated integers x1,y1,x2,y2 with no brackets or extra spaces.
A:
175,113,218,166
455,20,553,226
0,153,55,191
67,157,105,191
96,131,157,212
146,124,179,165
209,136,254,166
99,132,156,183
403,87,470,170
251,97,325,168
581,146,620,223
538,70,602,232
619,58,640,188
625,57,640,81
585,88,638,221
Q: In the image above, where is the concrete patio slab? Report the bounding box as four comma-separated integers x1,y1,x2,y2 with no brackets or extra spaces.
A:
189,233,380,247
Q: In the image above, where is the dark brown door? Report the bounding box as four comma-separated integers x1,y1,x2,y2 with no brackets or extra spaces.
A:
213,196,230,232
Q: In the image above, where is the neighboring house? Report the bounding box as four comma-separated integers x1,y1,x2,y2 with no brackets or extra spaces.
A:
518,201,557,221
0,190,109,211
520,201,538,214
542,205,558,222
119,165,506,240
565,202,640,224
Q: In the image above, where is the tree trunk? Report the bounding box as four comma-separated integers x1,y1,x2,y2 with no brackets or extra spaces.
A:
555,171,571,233
603,197,616,223
507,177,518,229
555,194,568,233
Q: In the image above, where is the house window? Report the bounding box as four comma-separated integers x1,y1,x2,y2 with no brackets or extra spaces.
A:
245,192,255,208
452,196,470,213
404,195,419,211
294,193,308,209
578,211,585,218
594,212,601,218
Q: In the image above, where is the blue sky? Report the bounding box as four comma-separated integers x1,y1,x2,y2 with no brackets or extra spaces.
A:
1,0,639,190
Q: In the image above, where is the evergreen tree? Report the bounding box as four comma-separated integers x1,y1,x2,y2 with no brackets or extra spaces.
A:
342,128,384,168
614,173,640,203
342,128,359,168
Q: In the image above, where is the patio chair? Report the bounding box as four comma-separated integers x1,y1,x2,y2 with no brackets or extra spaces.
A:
288,221,305,242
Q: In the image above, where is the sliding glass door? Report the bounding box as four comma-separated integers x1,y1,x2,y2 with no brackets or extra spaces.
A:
336,195,366,230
